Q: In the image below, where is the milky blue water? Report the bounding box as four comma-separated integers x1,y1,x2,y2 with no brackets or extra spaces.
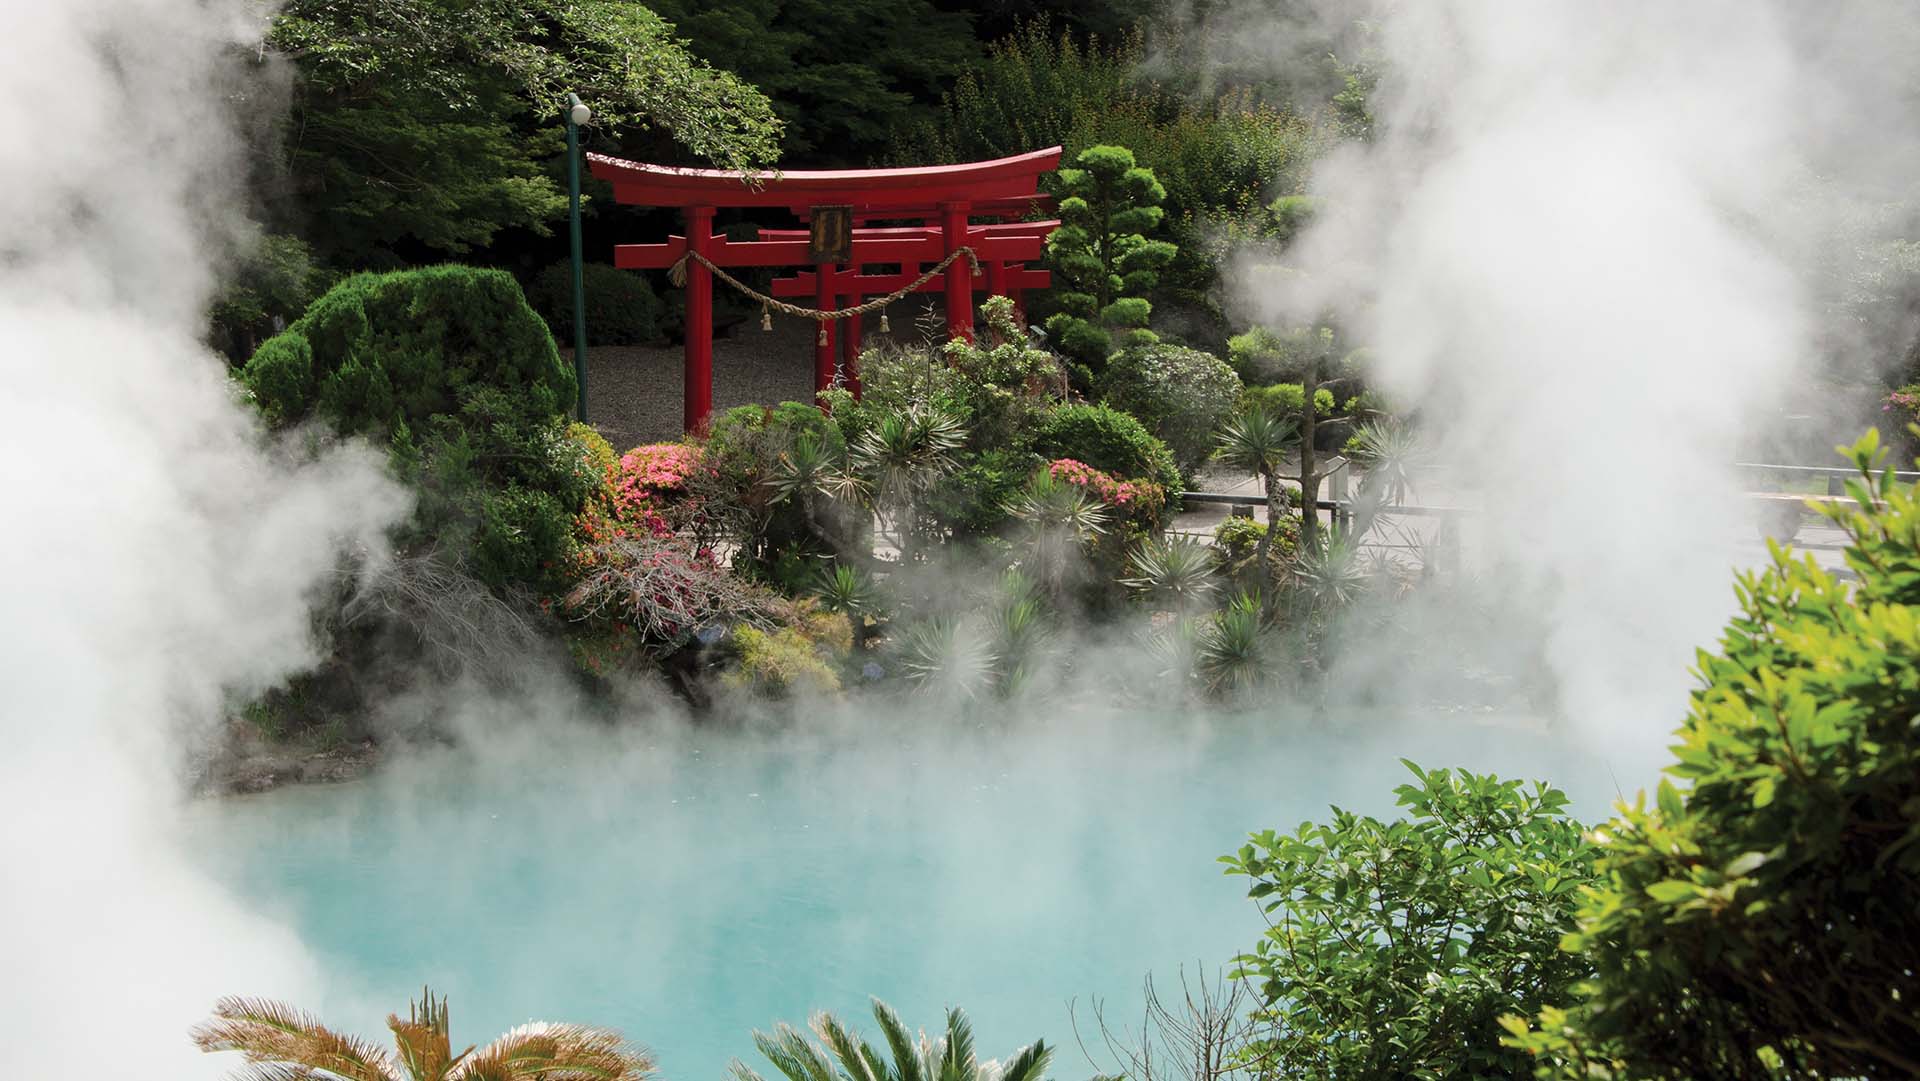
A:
185,711,1614,1079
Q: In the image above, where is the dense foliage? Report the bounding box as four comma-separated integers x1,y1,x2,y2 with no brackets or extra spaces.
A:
1098,342,1242,473
642,0,978,164
526,261,663,346
1225,763,1600,1081
1506,433,1920,1080
264,0,783,265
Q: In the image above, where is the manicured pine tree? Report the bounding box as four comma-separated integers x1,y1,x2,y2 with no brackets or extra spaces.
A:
1043,144,1177,373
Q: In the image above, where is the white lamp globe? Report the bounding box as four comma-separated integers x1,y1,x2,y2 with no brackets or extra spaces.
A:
569,102,591,126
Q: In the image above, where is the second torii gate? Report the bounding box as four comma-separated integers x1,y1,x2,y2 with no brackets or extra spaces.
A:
588,147,1063,432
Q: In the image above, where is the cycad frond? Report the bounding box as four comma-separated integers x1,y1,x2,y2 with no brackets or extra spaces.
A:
871,1000,924,1081
448,1021,654,1081
812,1012,883,1081
994,1041,1052,1081
749,1023,838,1081
938,1009,975,1081
192,997,402,1081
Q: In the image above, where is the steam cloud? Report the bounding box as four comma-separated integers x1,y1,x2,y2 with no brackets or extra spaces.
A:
0,1,404,1076
1234,0,1920,760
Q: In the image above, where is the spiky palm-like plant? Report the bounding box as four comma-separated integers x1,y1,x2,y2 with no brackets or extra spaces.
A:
1006,469,1111,604
895,571,1053,700
852,406,966,563
1122,534,1217,613
731,998,1051,1081
1195,592,1274,699
812,561,881,652
1293,539,1370,615
1346,417,1423,508
896,615,996,699
1214,408,1300,572
192,987,652,1081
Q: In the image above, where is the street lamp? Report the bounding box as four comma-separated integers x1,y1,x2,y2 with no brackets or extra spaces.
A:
566,93,591,422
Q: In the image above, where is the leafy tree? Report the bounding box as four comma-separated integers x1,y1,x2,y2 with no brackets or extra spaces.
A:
264,0,783,265
1043,144,1177,370
1224,762,1600,1081
733,998,1051,1081
193,987,652,1080
1504,433,1920,1080
643,0,979,163
207,232,335,362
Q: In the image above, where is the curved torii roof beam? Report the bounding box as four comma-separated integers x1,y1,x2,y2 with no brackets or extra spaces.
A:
587,146,1063,209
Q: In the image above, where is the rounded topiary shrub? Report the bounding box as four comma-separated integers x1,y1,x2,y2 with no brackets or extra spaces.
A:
527,261,663,346
245,264,572,437
1098,343,1242,474
1031,402,1183,497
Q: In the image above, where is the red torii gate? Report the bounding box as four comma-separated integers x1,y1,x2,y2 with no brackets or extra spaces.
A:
587,147,1063,432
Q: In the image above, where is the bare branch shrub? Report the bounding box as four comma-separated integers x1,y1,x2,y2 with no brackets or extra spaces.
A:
1072,968,1277,1081
563,536,776,648
342,547,547,679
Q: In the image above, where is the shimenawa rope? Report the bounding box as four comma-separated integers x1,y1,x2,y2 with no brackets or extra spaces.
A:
668,246,982,344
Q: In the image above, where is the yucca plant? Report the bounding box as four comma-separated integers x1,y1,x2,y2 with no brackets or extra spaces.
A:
1293,539,1370,615
853,406,967,563
1195,592,1274,699
731,998,1051,1081
1006,469,1111,605
811,561,882,652
192,987,652,1081
771,430,867,552
1214,408,1300,570
894,615,997,699
1122,534,1218,613
1345,417,1423,508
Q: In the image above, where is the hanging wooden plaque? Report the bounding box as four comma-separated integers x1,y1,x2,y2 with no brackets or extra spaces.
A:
809,205,852,263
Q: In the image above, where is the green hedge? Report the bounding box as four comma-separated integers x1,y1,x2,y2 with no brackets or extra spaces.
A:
1031,402,1182,497
246,264,572,438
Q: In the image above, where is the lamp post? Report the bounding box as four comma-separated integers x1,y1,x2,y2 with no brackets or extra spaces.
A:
566,93,591,422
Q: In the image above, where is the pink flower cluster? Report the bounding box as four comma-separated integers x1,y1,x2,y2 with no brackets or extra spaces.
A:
1884,388,1920,414
1049,458,1148,507
618,442,703,496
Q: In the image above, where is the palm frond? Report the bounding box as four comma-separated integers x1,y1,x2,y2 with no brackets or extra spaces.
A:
448,1020,654,1081
938,1008,976,1081
872,1000,925,1081
812,1012,882,1081
746,1023,838,1081
193,997,402,1081
993,1041,1052,1081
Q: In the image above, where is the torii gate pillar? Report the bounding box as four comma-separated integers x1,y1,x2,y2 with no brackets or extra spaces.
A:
941,201,975,342
684,205,715,432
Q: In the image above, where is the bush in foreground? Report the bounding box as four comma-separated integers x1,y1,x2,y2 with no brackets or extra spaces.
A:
1506,433,1920,1079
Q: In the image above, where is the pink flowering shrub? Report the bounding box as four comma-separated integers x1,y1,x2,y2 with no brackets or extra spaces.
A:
615,443,704,512
1049,458,1163,511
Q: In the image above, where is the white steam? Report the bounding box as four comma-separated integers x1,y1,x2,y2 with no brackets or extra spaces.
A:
0,1,404,1076
1237,1,1915,756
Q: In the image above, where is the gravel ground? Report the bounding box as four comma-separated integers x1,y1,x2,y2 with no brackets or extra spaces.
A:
581,303,915,448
